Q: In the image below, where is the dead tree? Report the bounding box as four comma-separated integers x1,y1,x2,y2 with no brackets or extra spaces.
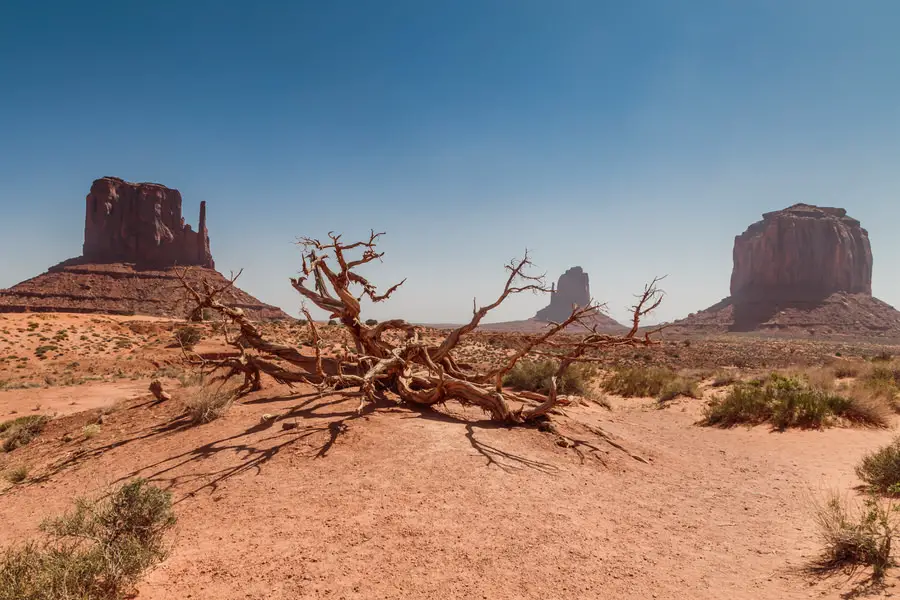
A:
176,231,665,425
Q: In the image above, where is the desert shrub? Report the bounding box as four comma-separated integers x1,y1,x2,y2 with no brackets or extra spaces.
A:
328,319,337,326
811,491,897,580
186,384,238,424
4,465,28,485
173,326,202,350
503,360,596,396
832,363,862,379
857,437,900,493
82,424,101,439
863,365,900,388
1,415,50,452
601,366,679,398
0,479,176,600
703,374,889,430
658,377,701,403
365,318,378,326
710,369,740,388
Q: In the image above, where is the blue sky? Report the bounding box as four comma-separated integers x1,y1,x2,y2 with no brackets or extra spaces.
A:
1,1,898,324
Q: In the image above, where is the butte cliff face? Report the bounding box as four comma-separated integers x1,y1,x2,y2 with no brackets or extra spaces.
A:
535,266,591,322
672,203,900,337
84,177,214,269
730,204,872,301
0,177,287,320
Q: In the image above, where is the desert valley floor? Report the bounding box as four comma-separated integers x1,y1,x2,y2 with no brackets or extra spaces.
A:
2,312,900,598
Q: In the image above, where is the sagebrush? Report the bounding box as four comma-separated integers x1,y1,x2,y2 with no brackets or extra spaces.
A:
0,479,176,600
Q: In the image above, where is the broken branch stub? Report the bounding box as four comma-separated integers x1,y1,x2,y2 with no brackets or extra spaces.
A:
177,232,665,425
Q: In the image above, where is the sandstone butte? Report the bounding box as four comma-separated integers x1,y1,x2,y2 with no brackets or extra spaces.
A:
477,266,625,333
672,203,900,337
0,177,289,320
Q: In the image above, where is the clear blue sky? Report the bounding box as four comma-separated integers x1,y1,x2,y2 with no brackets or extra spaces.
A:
1,1,898,324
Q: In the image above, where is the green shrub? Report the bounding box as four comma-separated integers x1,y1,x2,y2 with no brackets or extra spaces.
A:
811,491,897,580
173,326,202,350
703,374,890,430
601,366,684,399
1,415,50,452
857,437,900,493
503,360,596,396
364,318,378,326
0,479,176,600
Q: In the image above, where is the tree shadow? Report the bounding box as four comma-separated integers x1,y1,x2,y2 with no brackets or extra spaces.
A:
109,393,379,502
405,405,560,475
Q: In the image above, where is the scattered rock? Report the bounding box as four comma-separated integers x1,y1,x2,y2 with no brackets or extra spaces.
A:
149,379,171,402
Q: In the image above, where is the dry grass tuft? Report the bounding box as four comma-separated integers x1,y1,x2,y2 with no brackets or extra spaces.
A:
0,415,50,452
810,491,897,580
185,383,240,425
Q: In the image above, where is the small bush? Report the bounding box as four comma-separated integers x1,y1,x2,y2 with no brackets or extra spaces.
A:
811,491,896,580
327,319,337,326
703,374,890,430
503,360,596,396
658,377,701,403
364,318,378,326
4,465,28,485
186,384,238,424
832,363,862,379
857,437,900,493
0,479,176,600
601,366,679,398
1,415,50,452
173,326,202,350
82,424,101,439
710,369,740,388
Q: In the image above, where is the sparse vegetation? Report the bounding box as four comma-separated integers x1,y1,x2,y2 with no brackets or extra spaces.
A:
811,490,897,580
82,424,101,439
173,326,202,350
4,465,28,485
857,437,900,493
1,415,50,452
0,479,176,600
710,369,740,388
658,377,701,402
703,373,891,429
186,383,238,424
503,359,596,396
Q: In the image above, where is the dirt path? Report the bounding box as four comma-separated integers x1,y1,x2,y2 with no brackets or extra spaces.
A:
1,387,898,599
0,380,155,418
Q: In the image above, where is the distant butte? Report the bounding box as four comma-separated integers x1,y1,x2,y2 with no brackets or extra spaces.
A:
672,203,900,337
478,266,625,333
0,177,289,320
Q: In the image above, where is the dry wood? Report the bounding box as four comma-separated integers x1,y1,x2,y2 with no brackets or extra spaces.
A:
176,231,665,425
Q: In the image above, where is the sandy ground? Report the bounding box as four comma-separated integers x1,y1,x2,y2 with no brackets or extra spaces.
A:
2,377,898,599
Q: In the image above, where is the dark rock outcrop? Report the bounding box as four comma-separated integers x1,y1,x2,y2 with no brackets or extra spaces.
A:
731,204,872,301
0,177,289,320
83,177,214,268
672,204,900,338
535,266,591,322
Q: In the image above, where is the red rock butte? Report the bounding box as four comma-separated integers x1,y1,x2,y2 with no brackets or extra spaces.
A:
84,177,215,269
0,177,289,320
672,203,900,337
